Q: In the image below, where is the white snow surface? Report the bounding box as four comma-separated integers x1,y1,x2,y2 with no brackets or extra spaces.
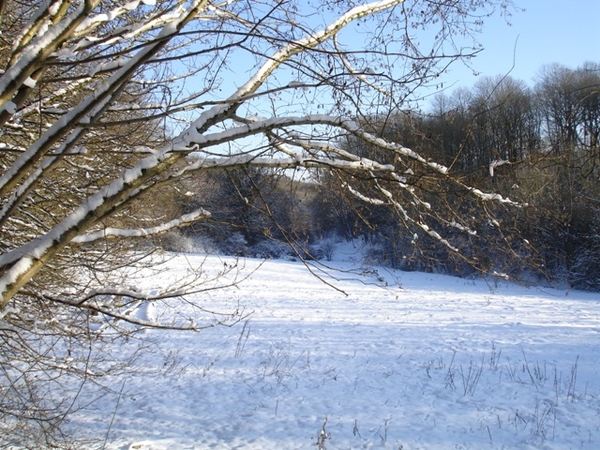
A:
68,242,600,449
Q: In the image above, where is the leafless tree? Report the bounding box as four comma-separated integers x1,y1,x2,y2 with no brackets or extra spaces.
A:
537,62,600,154
0,0,517,445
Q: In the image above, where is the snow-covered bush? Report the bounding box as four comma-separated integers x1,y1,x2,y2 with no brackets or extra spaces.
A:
159,231,197,253
319,234,340,261
220,232,249,256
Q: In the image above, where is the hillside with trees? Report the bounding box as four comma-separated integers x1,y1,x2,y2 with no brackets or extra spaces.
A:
172,62,600,291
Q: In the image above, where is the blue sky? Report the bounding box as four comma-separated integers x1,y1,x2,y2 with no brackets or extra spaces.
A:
439,0,600,90
194,1,600,119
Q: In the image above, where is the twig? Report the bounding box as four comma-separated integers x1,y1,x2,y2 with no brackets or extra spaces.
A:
102,379,126,450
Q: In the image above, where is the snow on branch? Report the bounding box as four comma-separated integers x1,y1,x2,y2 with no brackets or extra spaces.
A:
178,112,444,176
180,0,404,140
467,187,520,205
0,0,205,198
344,183,386,205
71,208,211,244
489,159,511,177
229,0,403,100
65,1,194,61
75,0,160,34
176,112,519,210
0,1,96,108
0,1,209,310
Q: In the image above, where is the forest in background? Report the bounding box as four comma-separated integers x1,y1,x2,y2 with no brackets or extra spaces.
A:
167,62,600,291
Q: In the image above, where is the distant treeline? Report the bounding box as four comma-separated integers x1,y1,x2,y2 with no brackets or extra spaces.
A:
170,62,600,291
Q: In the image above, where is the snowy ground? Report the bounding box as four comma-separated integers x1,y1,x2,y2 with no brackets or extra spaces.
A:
69,243,600,449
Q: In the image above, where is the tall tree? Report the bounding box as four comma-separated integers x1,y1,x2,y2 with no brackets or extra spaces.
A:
0,0,517,444
537,63,600,154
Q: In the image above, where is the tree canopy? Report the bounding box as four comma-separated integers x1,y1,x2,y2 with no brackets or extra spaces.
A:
0,0,519,445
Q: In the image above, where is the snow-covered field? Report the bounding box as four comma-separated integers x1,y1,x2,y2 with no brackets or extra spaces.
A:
70,244,600,449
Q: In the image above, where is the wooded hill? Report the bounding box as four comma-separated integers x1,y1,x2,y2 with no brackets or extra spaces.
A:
171,62,600,291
